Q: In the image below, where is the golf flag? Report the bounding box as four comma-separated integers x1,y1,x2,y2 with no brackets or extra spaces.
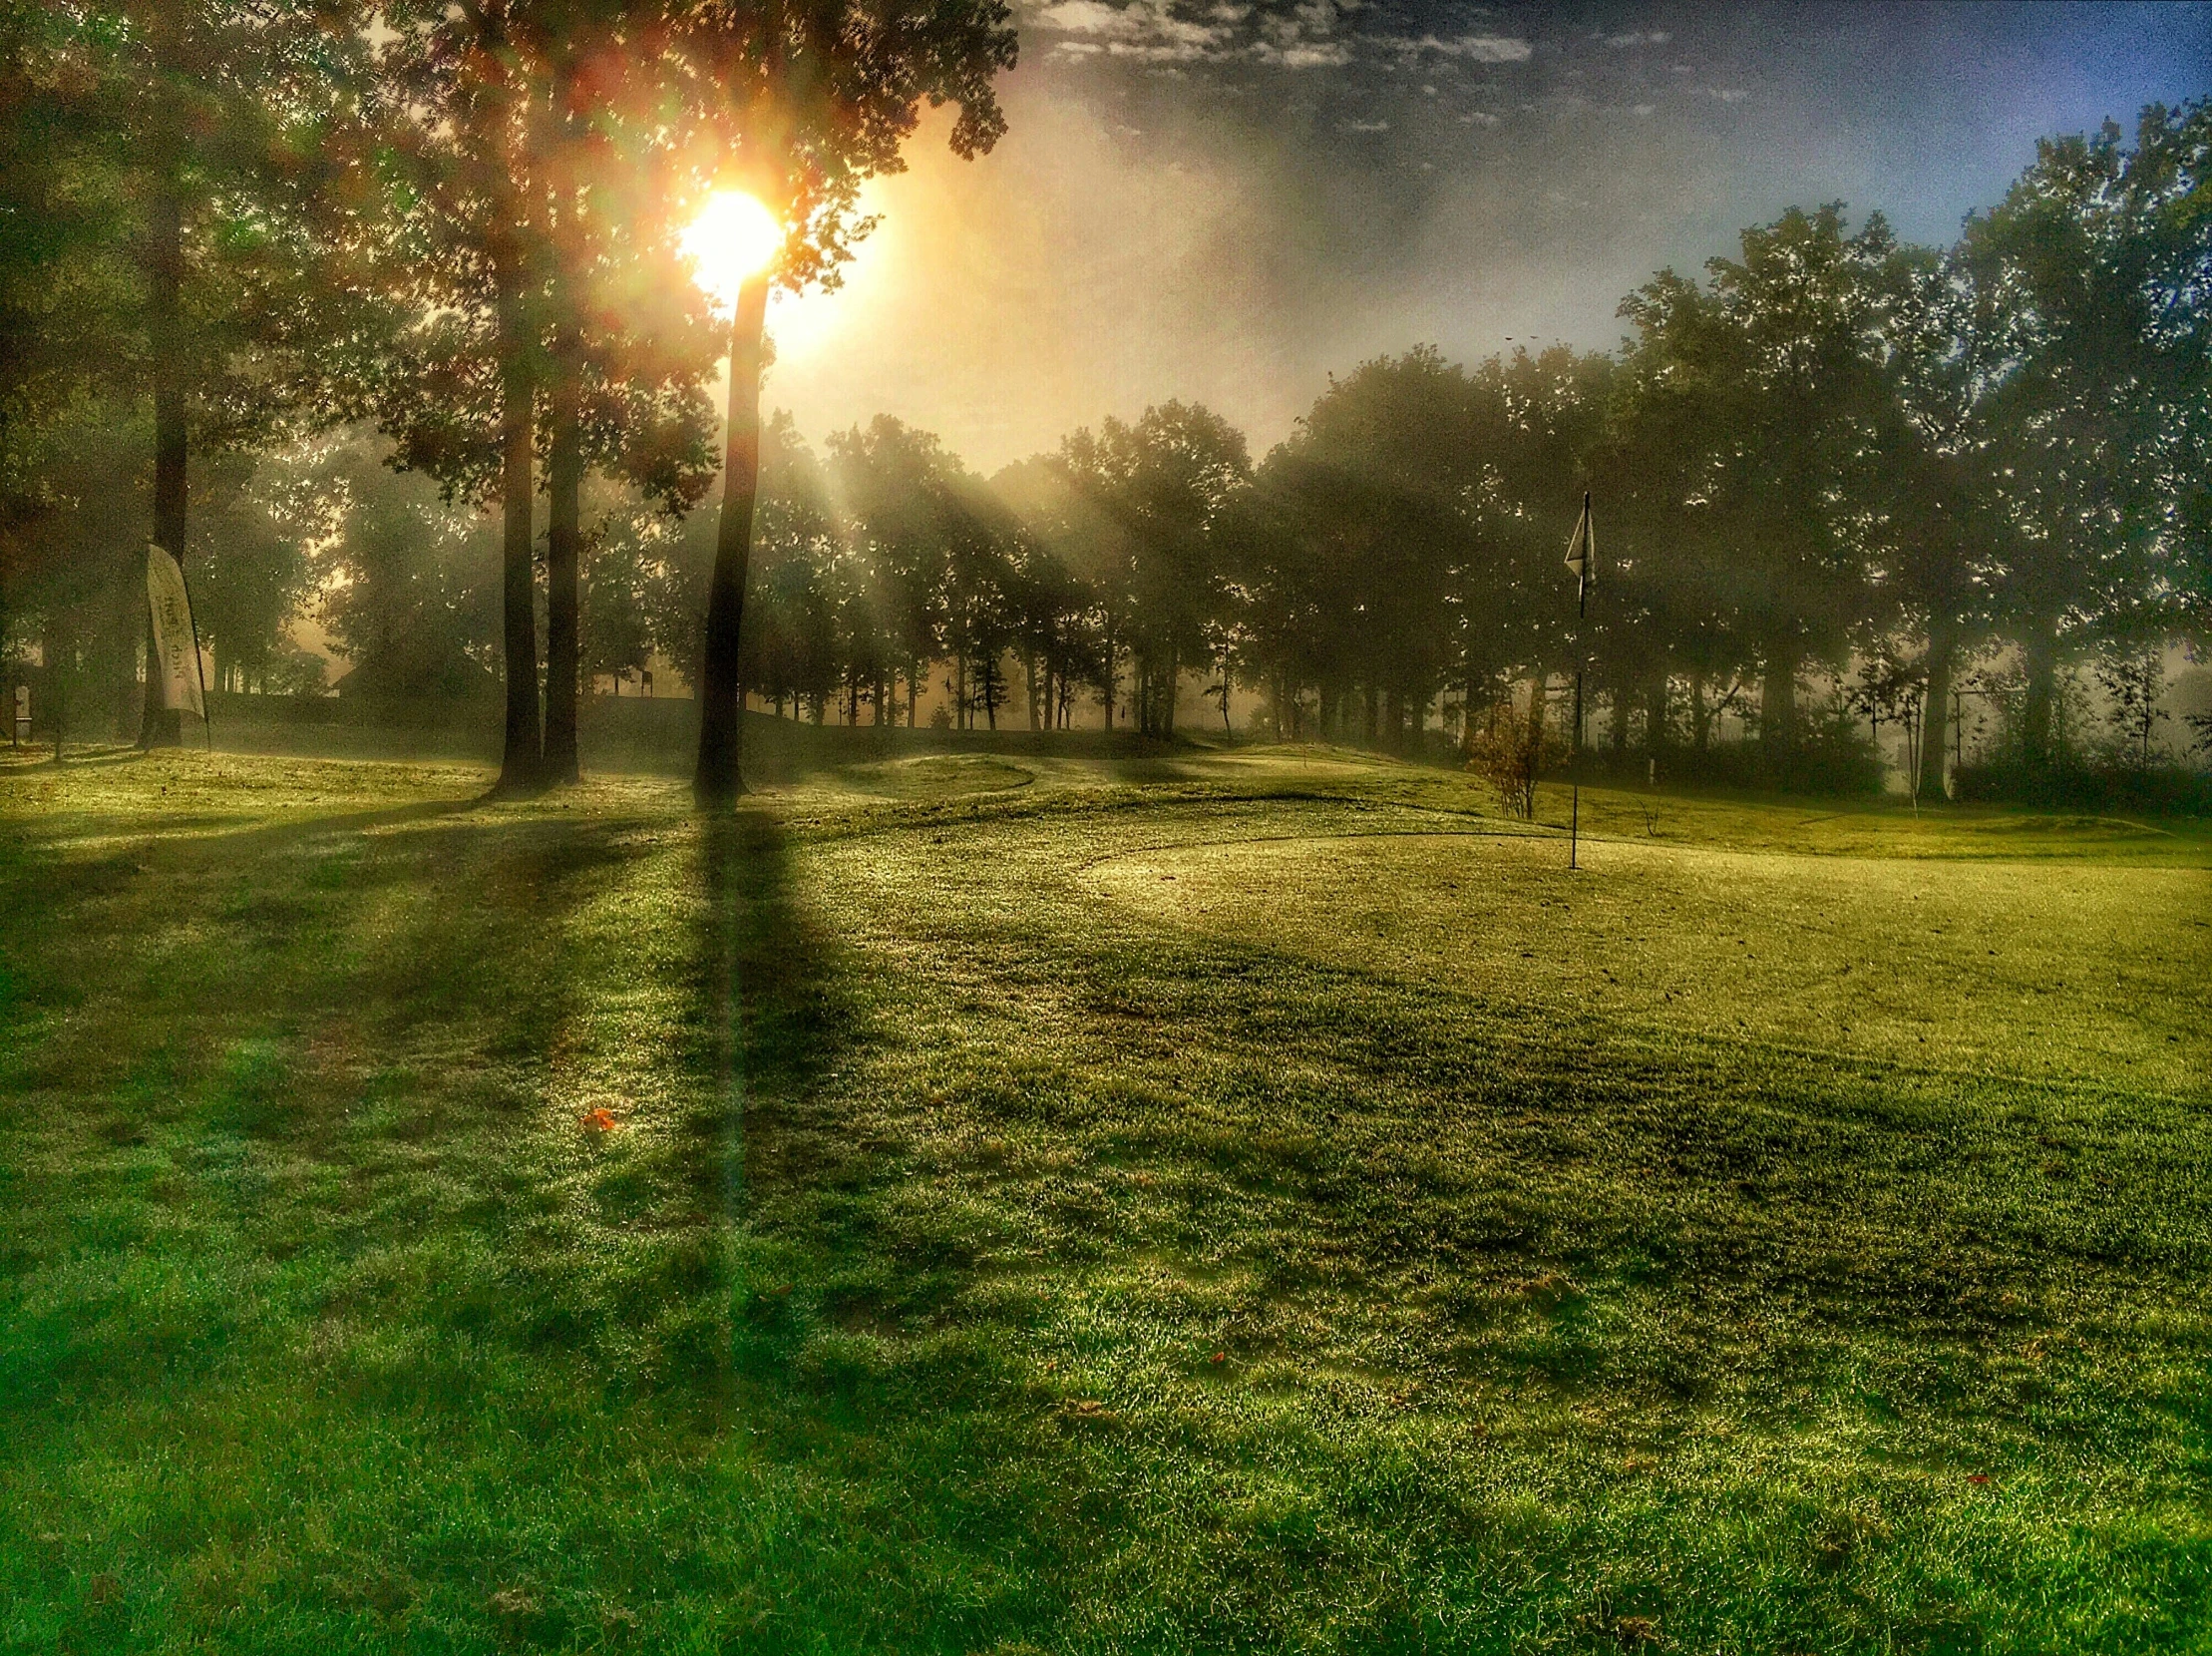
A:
145,543,204,719
1564,491,1596,593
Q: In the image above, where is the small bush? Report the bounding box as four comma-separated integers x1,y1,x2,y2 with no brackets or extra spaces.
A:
1466,700,1553,818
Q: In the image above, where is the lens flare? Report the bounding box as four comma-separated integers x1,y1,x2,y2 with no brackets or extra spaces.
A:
681,192,785,310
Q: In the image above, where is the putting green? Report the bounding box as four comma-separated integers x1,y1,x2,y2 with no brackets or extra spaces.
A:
836,753,1034,799
1085,829,2209,1094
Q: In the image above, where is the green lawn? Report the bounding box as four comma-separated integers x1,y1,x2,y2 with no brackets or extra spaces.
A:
2,744,2208,1653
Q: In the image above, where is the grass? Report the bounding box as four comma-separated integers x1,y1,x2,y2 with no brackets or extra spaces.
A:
1,742,2208,1654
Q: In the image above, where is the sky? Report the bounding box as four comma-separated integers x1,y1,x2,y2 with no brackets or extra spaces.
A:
755,0,2211,474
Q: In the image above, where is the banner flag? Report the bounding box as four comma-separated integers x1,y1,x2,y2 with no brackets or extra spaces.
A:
1564,493,1596,590
145,543,205,719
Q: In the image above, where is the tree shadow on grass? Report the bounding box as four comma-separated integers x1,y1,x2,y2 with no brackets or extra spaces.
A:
4,785,1090,1650
683,808,1090,1646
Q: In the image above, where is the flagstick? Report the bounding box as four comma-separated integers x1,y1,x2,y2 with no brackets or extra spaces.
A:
1566,490,1592,872
1570,662,1582,870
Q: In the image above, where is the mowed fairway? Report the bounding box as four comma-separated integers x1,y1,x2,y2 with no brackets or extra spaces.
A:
2,746,2209,1653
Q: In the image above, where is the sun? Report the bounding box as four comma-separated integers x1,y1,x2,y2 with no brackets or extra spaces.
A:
681,192,786,310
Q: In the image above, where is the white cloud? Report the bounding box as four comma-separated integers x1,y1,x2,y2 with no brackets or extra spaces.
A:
1034,0,1133,36
1417,32,1532,63
1602,30,1670,48
1034,0,1353,70
1631,103,1656,116
1339,118,1390,132
1035,0,1235,61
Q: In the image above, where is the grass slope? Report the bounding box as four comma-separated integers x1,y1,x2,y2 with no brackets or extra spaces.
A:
1,745,2208,1654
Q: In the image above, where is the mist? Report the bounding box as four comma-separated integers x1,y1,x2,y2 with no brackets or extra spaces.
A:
764,0,2212,470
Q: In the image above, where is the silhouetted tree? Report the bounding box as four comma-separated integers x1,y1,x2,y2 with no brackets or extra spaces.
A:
682,0,1017,801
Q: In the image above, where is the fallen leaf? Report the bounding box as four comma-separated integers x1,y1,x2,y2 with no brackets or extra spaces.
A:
579,1107,619,1133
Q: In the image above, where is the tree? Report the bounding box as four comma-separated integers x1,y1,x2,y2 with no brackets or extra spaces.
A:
0,0,361,745
831,417,960,726
314,432,502,699
346,0,719,791
0,1,134,606
536,11,721,780
578,492,663,694
1231,347,1605,754
994,449,1122,728
189,446,319,692
1054,403,1248,738
1859,238,2023,797
2093,644,2168,771
1962,102,2212,767
1617,207,1907,758
642,407,834,706
681,0,1018,802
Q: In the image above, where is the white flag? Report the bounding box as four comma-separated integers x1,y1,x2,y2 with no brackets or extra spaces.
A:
145,543,204,719
1564,494,1596,589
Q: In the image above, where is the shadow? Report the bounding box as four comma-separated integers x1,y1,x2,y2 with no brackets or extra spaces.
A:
13,767,2201,1650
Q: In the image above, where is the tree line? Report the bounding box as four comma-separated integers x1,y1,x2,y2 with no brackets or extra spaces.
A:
734,107,2212,796
3,5,2205,797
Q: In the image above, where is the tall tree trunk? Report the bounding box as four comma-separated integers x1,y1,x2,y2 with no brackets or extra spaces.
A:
693,275,770,806
909,658,920,726
140,186,186,749
543,63,584,787
2019,621,2059,771
1920,617,1954,800
1690,672,1710,752
495,284,543,793
543,329,582,785
1363,683,1378,746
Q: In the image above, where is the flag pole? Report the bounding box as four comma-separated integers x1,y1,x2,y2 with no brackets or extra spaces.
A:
1566,490,1592,871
